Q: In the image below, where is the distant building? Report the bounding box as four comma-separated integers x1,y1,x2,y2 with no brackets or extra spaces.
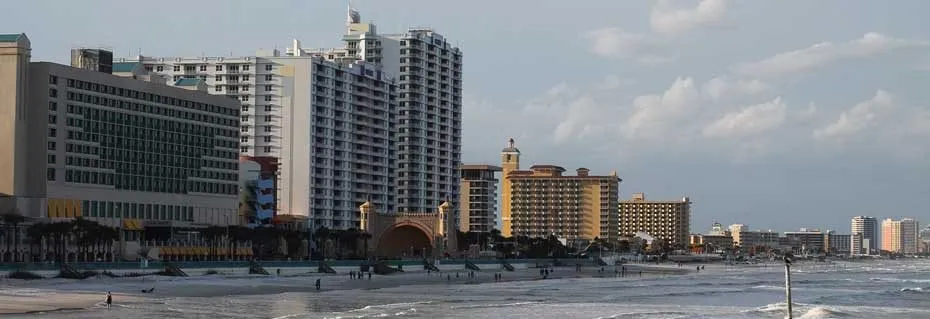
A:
619,193,691,248
825,231,851,255
458,164,501,233
729,224,749,247
851,216,878,255
239,156,278,228
784,228,826,253
881,218,919,254
501,139,621,245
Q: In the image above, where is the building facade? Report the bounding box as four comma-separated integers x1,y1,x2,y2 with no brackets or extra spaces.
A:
0,34,241,236
619,193,691,248
851,216,878,255
825,231,851,255
881,218,919,254
784,228,826,253
500,140,620,244
458,165,501,233
321,8,464,216
120,48,398,230
239,156,278,227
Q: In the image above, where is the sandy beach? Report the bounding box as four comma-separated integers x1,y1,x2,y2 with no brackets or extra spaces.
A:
0,262,704,315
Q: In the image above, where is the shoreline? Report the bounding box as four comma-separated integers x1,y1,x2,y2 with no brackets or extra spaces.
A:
0,263,698,314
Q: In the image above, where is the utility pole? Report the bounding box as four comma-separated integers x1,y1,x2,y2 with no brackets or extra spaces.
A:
784,253,794,319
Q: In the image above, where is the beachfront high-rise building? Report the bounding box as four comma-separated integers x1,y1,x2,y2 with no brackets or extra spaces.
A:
317,8,464,216
120,45,399,230
500,138,520,237
458,165,501,233
851,216,878,255
825,231,852,255
619,193,692,248
1,35,241,243
881,218,919,254
784,228,826,253
729,224,748,247
501,140,621,245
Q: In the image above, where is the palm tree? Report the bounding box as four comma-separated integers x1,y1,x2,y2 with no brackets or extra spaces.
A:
2,212,26,262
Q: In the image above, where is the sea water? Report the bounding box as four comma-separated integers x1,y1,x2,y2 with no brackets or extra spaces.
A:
10,260,930,319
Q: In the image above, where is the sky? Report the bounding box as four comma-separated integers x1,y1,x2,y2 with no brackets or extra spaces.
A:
4,0,930,233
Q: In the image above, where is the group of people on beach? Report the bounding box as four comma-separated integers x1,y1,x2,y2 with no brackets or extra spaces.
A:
349,271,371,280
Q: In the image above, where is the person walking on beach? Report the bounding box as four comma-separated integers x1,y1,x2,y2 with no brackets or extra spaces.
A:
368,272,372,280
105,292,112,309
315,278,321,291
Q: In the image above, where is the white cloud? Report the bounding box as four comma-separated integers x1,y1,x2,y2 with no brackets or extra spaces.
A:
650,0,728,35
582,27,672,63
583,0,728,63
813,90,894,139
624,77,702,140
733,33,929,78
702,97,787,138
702,76,772,101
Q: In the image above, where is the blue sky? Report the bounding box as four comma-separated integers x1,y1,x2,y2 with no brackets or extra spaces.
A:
6,0,930,233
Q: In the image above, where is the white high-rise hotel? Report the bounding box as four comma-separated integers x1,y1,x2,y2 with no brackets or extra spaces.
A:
851,216,878,255
119,8,462,229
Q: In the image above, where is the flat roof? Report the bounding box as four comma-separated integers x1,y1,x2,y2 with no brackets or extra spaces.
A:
459,164,502,171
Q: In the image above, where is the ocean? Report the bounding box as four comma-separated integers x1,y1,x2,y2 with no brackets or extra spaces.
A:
5,259,930,319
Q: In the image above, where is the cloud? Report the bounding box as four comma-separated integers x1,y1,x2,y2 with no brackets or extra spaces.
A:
583,0,729,63
702,76,772,101
650,0,728,35
813,90,894,139
624,77,703,140
733,33,929,78
703,97,787,138
582,27,672,63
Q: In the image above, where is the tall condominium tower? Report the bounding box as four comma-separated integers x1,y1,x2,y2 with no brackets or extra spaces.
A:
300,8,464,216
458,164,501,233
881,218,919,254
851,216,878,255
121,45,398,230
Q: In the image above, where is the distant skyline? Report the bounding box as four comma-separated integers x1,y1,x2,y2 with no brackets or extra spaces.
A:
4,0,930,232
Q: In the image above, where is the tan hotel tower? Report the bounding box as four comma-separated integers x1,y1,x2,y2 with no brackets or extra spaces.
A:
500,139,621,244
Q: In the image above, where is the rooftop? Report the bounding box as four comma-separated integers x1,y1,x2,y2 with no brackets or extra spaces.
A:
112,62,140,73
0,33,24,42
459,164,502,171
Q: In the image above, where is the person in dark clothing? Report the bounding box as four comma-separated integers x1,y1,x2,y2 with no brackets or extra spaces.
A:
105,292,112,309
368,272,372,280
315,278,321,291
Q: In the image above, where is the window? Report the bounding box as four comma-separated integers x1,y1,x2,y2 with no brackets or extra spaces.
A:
264,64,273,71
241,96,249,101
243,75,250,82
156,66,164,72
47,168,55,181
48,101,57,111
48,75,58,85
264,115,272,122
216,65,223,71
264,126,272,132
241,126,249,132
264,95,272,102
240,136,249,143
263,136,272,142
265,85,273,91
240,146,249,152
215,86,223,92
173,65,180,72
241,115,249,122
199,65,207,71
49,88,57,98
47,154,56,164
265,75,273,81
215,75,222,82
48,128,57,137
243,65,250,71
47,142,56,150
242,86,249,92
264,105,272,112
242,105,250,112
48,115,56,124
263,146,272,153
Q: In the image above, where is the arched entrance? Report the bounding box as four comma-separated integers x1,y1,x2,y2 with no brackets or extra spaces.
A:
376,224,433,258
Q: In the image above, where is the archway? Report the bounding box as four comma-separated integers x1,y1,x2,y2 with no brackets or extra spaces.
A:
376,224,432,258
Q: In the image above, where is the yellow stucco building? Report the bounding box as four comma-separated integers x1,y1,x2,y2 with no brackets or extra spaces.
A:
500,139,620,245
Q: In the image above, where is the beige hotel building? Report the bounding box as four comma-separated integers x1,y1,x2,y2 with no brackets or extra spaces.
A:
500,139,621,245
619,193,691,248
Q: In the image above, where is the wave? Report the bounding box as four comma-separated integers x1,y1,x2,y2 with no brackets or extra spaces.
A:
748,302,851,318
450,301,541,310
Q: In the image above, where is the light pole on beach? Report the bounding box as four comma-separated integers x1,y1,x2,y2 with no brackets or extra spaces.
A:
784,253,794,319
